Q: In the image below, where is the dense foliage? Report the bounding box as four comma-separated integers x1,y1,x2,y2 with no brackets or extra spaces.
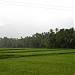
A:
0,28,75,48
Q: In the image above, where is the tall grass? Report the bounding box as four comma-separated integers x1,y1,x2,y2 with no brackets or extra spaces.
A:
0,48,75,75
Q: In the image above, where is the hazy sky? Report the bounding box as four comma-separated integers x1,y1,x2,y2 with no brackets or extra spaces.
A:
0,0,74,38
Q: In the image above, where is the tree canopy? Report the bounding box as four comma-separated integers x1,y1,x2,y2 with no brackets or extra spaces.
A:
0,28,75,48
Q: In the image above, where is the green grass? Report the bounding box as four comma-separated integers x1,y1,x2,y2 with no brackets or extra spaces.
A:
0,48,75,75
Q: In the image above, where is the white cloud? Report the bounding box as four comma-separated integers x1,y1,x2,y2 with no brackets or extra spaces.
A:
0,21,5,26
0,0,74,38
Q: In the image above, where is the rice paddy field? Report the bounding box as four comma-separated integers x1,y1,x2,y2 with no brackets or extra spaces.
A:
0,48,75,75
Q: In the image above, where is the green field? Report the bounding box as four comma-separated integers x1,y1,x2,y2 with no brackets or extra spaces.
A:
0,48,75,75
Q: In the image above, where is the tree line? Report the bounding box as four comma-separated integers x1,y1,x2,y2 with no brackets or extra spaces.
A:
0,28,75,48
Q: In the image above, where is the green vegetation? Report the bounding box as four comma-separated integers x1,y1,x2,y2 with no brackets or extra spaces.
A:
0,28,75,74
0,48,75,75
0,28,75,48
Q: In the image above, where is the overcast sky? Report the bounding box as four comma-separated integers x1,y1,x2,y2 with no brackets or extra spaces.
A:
0,0,74,38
